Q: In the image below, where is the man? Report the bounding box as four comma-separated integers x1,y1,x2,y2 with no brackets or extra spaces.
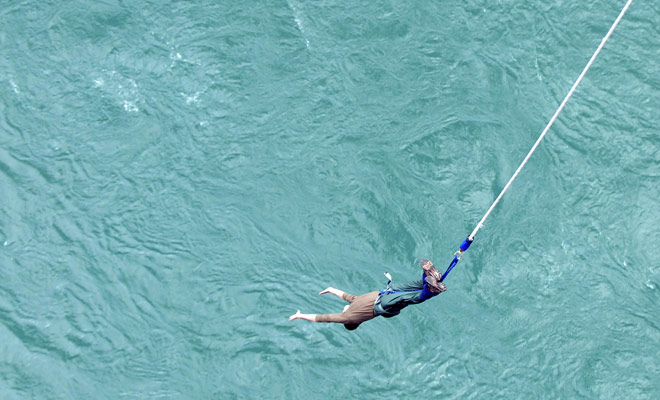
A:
288,259,446,330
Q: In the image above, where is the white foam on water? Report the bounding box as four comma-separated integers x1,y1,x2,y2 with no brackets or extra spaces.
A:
94,70,141,112
287,0,310,49
9,78,19,94
123,100,139,113
169,48,201,68
534,58,543,82
181,91,201,105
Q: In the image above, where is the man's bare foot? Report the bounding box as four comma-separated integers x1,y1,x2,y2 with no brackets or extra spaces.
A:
289,310,302,321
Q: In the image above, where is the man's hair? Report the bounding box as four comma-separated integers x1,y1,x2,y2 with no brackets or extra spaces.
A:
344,323,359,331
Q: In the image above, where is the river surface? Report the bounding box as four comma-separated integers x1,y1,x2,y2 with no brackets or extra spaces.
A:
1,0,659,398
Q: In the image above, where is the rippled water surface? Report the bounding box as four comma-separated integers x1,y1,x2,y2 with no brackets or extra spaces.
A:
1,0,659,398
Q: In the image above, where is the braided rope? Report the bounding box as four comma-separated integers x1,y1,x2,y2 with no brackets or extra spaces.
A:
468,0,634,241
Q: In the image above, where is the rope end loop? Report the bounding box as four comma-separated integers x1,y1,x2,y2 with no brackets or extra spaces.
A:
443,236,474,281
460,237,473,252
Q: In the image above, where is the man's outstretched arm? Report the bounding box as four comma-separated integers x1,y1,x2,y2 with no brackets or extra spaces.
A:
319,287,346,299
289,310,317,321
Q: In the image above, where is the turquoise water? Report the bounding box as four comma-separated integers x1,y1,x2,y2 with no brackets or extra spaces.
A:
1,0,659,398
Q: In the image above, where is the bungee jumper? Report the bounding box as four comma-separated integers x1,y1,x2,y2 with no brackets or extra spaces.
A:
288,259,448,330
288,0,632,330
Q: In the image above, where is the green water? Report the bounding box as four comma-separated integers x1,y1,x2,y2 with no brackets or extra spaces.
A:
1,0,659,398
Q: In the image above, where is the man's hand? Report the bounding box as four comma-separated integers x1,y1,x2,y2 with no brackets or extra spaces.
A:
289,310,302,321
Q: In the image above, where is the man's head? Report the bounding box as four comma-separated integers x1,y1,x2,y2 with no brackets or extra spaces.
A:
344,323,360,330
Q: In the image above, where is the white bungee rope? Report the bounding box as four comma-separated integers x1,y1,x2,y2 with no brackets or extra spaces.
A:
442,0,634,281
